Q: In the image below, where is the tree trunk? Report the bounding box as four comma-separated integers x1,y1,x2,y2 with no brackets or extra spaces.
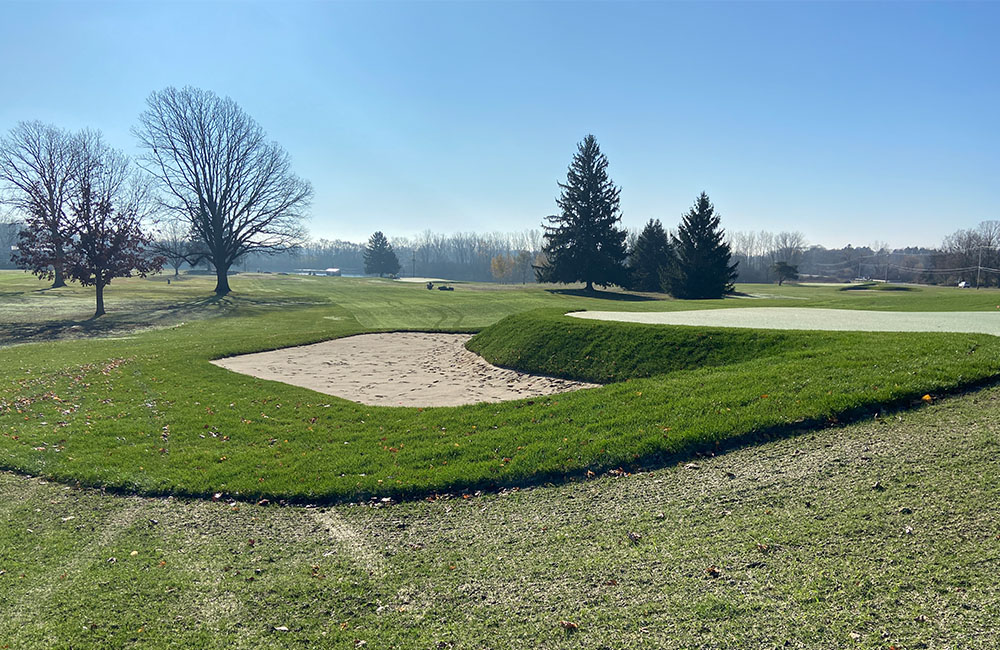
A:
95,280,105,317
214,264,231,296
585,279,594,292
52,248,66,288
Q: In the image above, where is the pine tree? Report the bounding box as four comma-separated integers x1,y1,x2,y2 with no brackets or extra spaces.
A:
628,218,673,292
771,261,799,285
666,192,738,299
364,231,401,277
536,135,628,291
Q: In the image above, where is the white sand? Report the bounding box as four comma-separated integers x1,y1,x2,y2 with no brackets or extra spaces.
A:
569,308,1000,335
212,332,598,407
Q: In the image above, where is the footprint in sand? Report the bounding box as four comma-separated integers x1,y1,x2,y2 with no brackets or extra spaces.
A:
211,332,599,407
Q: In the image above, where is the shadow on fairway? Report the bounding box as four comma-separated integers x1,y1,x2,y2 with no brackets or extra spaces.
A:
0,295,231,347
547,288,662,302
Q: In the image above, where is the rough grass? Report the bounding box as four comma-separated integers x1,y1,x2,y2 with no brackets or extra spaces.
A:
1,384,998,648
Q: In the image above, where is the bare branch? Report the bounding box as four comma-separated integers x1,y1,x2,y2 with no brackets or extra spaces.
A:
133,87,312,295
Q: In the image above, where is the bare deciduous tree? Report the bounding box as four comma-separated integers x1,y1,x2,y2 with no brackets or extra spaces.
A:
0,210,21,268
774,231,807,265
0,121,76,286
134,86,312,295
151,218,199,277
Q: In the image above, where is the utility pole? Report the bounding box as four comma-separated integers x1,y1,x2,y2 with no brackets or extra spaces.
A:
977,246,983,289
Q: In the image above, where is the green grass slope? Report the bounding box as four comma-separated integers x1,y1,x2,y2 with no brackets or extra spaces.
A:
3,291,1000,502
466,308,803,382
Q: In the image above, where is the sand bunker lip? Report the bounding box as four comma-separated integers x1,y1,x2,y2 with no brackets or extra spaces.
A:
569,308,1000,335
211,332,598,407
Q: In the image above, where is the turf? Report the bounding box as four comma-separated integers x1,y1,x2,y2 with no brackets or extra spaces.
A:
1,382,998,648
3,273,1000,503
3,271,1000,647
840,282,918,292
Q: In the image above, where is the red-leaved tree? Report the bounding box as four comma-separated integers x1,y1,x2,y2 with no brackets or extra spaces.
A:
64,131,163,317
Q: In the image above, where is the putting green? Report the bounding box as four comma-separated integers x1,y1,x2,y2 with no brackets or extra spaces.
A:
569,307,1000,335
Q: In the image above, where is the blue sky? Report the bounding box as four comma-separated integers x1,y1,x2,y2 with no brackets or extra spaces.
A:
1,1,997,248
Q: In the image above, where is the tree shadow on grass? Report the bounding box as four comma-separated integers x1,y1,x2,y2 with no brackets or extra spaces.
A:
0,295,229,348
0,292,334,348
547,287,663,302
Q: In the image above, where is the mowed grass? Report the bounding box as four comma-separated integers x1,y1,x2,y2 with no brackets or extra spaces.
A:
3,272,1000,647
1,384,998,648
3,272,1000,503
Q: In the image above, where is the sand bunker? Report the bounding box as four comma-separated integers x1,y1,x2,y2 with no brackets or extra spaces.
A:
570,308,1000,335
212,332,598,407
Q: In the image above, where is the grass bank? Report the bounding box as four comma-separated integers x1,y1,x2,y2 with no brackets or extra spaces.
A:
3,286,1000,502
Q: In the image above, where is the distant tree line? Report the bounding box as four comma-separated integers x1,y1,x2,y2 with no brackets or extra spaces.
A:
221,229,545,282
915,220,1000,287
728,230,808,282
219,226,986,289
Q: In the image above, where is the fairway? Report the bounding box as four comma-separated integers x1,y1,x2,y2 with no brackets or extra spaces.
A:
571,306,1000,334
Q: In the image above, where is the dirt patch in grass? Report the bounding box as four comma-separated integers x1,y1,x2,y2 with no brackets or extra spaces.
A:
211,332,599,407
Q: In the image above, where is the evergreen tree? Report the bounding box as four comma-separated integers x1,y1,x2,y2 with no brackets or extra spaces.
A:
364,231,401,277
666,192,738,299
771,261,799,285
536,135,627,291
628,218,673,292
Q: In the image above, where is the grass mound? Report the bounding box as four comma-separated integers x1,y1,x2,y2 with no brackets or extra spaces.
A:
466,309,799,383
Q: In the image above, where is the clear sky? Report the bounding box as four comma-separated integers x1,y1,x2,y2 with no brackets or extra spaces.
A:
1,1,997,249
